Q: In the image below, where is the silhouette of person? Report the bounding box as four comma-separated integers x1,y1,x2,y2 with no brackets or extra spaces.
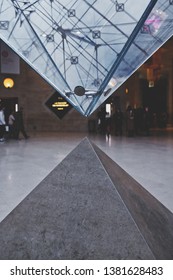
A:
0,105,6,142
126,105,135,137
14,107,29,139
113,108,123,136
8,111,15,139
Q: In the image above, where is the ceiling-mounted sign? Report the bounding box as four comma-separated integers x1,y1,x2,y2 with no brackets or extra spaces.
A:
45,92,72,119
0,41,20,74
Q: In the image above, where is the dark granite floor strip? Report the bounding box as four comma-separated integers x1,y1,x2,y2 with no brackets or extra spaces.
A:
92,142,173,260
0,138,154,259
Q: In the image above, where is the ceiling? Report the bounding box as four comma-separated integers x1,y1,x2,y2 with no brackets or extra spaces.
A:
0,0,173,115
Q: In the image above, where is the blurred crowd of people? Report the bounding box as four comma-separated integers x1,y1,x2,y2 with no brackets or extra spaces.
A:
0,105,29,142
96,105,168,137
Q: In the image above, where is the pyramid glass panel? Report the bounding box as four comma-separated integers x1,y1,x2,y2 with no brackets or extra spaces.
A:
0,0,173,116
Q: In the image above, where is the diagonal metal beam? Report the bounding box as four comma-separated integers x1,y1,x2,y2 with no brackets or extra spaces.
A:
9,0,71,91
85,0,159,116
84,0,148,55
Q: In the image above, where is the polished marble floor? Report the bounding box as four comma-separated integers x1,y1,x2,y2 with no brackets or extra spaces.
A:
0,129,173,223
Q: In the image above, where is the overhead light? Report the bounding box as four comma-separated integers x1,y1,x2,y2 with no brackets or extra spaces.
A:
3,78,14,89
75,31,81,35
15,104,18,112
108,78,117,88
149,81,154,88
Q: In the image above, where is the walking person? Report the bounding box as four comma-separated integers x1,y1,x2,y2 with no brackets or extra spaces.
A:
14,107,29,140
0,105,6,142
8,111,15,139
143,107,151,136
113,108,123,136
126,105,135,137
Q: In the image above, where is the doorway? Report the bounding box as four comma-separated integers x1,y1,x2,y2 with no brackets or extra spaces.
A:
140,78,168,127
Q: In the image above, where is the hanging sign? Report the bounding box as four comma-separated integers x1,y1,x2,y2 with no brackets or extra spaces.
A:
45,92,72,119
1,41,20,74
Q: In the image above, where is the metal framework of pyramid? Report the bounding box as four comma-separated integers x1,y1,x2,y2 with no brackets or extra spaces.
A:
0,0,173,115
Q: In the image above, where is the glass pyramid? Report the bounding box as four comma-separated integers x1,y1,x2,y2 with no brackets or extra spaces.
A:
0,0,173,116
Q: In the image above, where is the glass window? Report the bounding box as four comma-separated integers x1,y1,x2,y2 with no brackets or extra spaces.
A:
0,0,172,116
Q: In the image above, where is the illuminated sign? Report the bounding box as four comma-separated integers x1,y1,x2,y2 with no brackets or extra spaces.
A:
45,92,72,119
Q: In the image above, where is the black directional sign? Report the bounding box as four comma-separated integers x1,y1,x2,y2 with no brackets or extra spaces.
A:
45,92,72,119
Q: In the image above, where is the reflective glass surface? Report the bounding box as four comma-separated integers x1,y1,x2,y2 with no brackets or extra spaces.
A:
0,0,173,116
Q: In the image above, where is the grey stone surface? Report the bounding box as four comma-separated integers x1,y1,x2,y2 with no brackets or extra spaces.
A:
0,138,154,260
93,143,173,260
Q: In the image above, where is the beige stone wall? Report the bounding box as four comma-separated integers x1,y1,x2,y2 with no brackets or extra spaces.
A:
0,59,92,132
1,37,173,131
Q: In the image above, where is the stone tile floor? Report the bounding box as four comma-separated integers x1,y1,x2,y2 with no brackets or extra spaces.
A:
0,129,173,222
